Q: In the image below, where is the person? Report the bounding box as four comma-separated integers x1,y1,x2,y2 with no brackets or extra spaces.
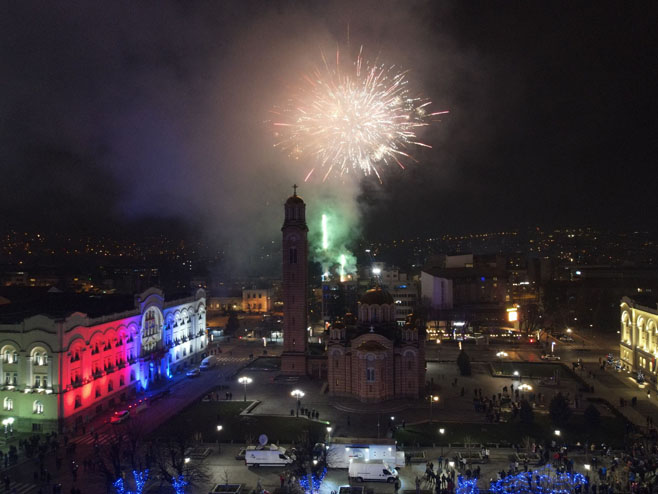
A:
415,476,421,494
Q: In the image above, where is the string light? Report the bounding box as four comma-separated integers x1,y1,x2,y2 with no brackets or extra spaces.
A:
488,465,587,494
457,476,479,494
113,469,150,494
298,467,328,493
172,475,189,494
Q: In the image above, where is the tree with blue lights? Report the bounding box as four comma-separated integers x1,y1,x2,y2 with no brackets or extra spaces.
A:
488,465,587,494
113,469,149,494
149,429,209,494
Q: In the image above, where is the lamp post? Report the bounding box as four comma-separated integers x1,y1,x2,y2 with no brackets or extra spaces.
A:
291,389,304,417
238,376,252,402
430,395,439,423
216,425,223,453
439,428,445,456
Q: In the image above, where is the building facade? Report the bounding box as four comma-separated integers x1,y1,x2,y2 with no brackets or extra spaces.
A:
327,288,426,402
281,188,309,375
0,288,206,433
620,296,658,376
243,289,273,313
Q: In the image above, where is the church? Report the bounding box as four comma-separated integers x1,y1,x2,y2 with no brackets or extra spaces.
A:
280,187,426,402
326,288,426,402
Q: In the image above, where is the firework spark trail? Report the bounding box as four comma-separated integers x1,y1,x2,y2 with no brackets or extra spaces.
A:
272,47,448,181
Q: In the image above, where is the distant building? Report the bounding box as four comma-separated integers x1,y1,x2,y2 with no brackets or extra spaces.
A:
242,289,273,313
327,287,426,402
322,280,358,323
620,296,658,375
0,287,206,433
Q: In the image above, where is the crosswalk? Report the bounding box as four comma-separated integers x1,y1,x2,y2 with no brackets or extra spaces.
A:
217,356,249,364
73,430,123,447
0,481,38,494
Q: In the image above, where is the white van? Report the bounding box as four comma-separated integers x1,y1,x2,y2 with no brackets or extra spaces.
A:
245,445,295,467
200,355,218,370
348,459,398,483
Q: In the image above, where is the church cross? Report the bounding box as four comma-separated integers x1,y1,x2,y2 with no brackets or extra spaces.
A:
293,184,298,196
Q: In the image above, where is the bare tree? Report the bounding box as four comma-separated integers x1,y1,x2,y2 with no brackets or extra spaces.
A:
91,418,149,494
148,429,209,491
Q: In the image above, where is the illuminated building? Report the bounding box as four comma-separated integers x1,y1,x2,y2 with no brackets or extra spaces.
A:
281,187,308,375
0,287,206,433
620,296,658,374
242,289,273,313
327,287,426,402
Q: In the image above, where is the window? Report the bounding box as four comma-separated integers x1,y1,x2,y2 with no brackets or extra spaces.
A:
108,381,114,393
33,401,44,414
12,374,17,386
289,247,297,264
4,373,9,385
95,388,101,398
34,376,41,388
119,376,125,386
74,396,82,409
130,371,135,382
366,368,376,382
3,397,13,411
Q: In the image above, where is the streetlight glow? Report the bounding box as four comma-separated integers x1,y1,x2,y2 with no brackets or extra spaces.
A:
291,389,305,417
238,376,253,402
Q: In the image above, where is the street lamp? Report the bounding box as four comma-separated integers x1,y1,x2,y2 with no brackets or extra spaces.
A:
291,389,304,417
554,429,561,437
439,428,446,456
429,395,439,423
2,417,13,438
216,425,223,453
238,376,252,402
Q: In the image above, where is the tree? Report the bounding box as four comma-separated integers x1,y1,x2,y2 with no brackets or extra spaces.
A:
149,430,209,492
584,404,601,428
519,400,534,424
225,311,240,336
457,350,472,376
549,393,572,427
93,418,148,493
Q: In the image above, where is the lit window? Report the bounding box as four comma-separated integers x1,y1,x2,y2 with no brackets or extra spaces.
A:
33,400,44,414
3,397,13,411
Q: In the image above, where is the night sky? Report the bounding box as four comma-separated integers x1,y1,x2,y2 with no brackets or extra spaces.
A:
2,1,657,250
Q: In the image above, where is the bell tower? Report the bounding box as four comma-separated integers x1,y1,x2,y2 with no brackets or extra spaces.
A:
281,185,308,375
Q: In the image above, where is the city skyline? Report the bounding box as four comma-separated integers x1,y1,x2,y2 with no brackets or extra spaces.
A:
2,2,656,249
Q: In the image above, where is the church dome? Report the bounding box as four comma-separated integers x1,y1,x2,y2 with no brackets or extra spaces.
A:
285,195,305,205
360,287,394,306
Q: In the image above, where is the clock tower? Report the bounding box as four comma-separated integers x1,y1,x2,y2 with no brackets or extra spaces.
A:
281,185,308,375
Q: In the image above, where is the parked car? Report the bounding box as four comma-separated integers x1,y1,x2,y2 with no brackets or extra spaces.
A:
541,354,561,361
558,335,574,343
186,368,201,378
110,410,130,424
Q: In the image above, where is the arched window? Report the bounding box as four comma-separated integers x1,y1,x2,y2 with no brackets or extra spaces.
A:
3,397,13,411
33,400,44,414
31,348,48,366
289,247,297,264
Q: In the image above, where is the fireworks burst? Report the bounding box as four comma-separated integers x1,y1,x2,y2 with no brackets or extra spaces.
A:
272,47,448,182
